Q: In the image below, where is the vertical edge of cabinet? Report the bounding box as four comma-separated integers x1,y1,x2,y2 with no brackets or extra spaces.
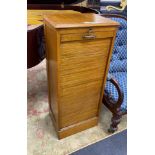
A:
97,26,119,116
44,21,60,132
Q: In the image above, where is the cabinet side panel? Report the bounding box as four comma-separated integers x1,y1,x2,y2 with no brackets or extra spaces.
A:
44,23,59,128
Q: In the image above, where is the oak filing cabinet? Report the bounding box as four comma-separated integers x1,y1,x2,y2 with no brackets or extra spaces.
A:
44,13,119,139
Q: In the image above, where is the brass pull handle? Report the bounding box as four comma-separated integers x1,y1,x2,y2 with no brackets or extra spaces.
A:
82,34,96,40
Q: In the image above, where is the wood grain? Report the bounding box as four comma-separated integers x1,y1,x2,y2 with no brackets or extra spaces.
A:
60,31,114,42
58,117,98,139
28,10,80,26
44,13,119,29
44,23,59,129
44,13,119,139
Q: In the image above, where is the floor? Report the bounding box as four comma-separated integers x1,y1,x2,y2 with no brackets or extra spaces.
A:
27,60,127,155
71,129,127,155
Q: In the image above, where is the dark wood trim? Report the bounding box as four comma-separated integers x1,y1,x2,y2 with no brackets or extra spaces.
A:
102,75,127,132
101,14,127,20
104,77,124,108
27,0,85,5
27,4,99,14
27,25,45,68
108,113,122,133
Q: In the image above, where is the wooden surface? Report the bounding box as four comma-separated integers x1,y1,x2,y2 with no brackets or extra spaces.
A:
44,13,119,139
27,10,80,26
44,13,119,28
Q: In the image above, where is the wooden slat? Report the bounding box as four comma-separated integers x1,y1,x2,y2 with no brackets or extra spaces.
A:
59,27,117,34
61,31,114,42
59,39,110,75
60,80,103,96
60,67,105,88
60,109,98,128
60,39,111,56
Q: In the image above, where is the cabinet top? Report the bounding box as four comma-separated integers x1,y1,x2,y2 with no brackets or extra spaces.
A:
44,13,119,29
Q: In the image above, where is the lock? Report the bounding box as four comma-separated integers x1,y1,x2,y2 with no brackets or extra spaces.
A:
82,28,96,40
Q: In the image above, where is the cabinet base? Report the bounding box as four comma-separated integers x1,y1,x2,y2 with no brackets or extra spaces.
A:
58,117,98,139
49,110,98,139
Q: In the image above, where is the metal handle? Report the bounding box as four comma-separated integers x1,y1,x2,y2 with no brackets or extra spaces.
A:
82,34,96,40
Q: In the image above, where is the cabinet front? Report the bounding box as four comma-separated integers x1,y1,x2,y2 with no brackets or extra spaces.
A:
58,31,113,128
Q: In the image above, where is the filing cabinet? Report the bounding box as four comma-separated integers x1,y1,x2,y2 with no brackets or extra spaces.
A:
44,13,119,139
